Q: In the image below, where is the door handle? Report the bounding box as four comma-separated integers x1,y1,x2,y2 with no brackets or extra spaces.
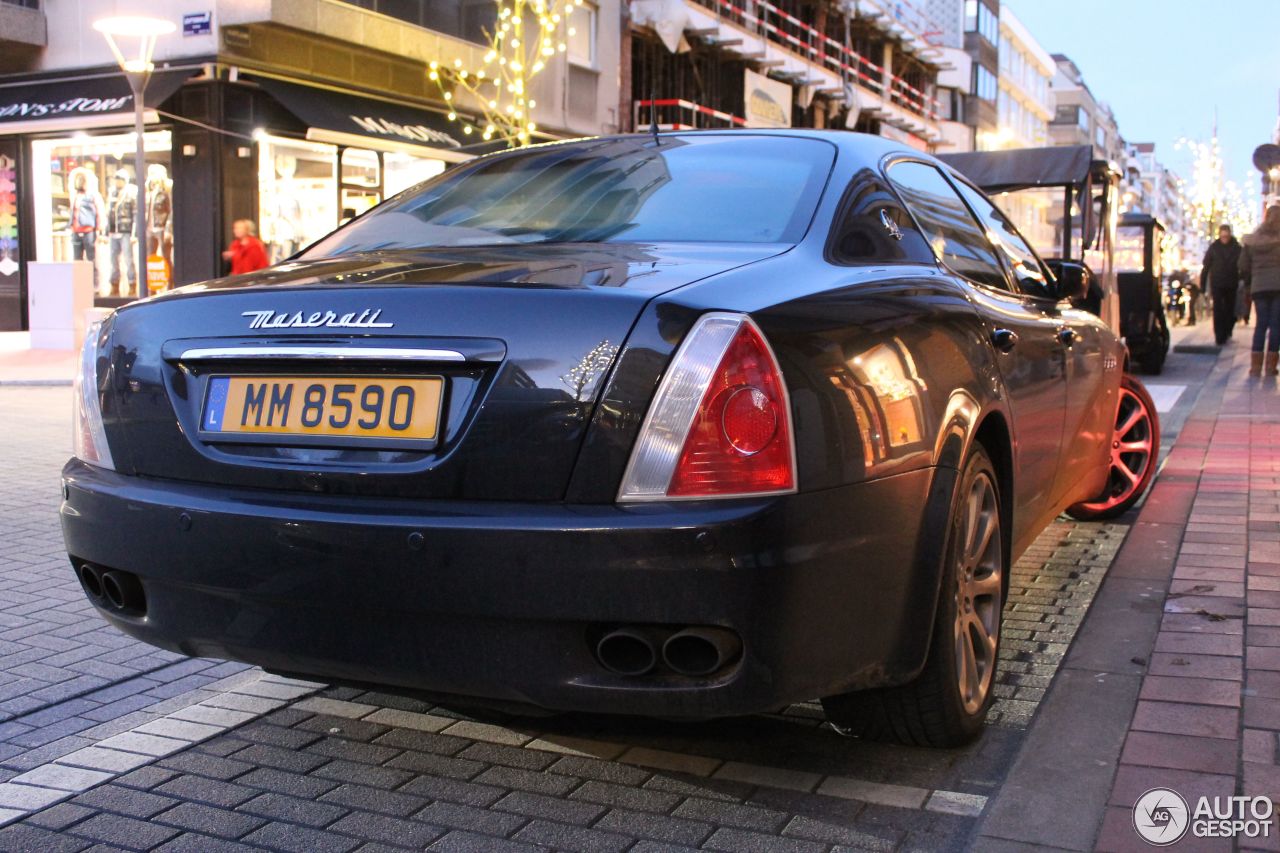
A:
991,329,1018,353
1058,327,1077,347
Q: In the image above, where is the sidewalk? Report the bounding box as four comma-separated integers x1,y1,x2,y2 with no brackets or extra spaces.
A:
1094,328,1280,852
0,333,76,387
979,319,1280,851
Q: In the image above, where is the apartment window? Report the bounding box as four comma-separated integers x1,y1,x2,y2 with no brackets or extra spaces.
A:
567,2,597,67
964,0,998,45
972,64,997,102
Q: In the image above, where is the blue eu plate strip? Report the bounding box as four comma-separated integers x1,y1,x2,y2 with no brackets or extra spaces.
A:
203,377,230,431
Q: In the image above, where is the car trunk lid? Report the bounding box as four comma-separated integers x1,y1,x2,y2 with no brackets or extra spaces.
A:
105,243,785,500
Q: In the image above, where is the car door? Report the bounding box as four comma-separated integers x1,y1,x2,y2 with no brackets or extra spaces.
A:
886,160,1067,532
949,178,1111,505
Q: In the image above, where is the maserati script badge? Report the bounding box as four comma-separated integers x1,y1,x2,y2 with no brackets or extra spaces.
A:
242,309,394,330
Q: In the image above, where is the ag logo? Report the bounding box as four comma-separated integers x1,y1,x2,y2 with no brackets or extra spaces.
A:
1134,788,1190,845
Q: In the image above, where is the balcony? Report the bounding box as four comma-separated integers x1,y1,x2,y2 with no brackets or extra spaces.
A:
637,0,942,139
634,98,747,130
0,0,47,66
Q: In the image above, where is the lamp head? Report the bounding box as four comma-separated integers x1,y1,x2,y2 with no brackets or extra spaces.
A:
93,16,175,76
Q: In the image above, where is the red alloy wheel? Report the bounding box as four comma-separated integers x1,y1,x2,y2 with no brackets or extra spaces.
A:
1067,374,1160,521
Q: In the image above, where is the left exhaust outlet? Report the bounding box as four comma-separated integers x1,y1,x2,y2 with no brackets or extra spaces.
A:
77,564,104,601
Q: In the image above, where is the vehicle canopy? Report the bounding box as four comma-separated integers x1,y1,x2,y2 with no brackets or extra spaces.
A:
939,145,1095,193
939,144,1122,336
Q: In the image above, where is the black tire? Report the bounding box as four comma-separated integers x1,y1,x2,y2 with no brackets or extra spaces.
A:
821,444,1005,748
1066,373,1160,521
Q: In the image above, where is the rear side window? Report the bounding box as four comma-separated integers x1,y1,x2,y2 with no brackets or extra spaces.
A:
827,168,935,265
886,160,1010,290
951,179,1050,293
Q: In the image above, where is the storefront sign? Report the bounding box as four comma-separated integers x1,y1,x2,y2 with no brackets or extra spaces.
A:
183,12,212,37
349,115,460,149
0,95,132,121
0,71,194,128
258,79,465,154
743,70,792,129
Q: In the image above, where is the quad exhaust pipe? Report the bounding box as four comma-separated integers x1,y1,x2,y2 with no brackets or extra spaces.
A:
594,625,742,678
77,563,146,615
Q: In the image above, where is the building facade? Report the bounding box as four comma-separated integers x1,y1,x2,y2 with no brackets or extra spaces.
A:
922,0,998,152
990,5,1051,150
1048,54,1122,163
0,0,622,330
626,0,946,152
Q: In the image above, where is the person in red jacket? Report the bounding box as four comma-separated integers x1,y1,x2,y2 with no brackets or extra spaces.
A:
222,219,270,275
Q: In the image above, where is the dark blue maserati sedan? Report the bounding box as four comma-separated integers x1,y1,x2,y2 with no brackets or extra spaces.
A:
61,131,1157,746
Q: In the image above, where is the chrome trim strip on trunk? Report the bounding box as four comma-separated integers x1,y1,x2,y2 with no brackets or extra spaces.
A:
178,346,467,362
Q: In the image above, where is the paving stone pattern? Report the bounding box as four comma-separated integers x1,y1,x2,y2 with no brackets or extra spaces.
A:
1095,348,1280,853
0,389,252,774
0,386,1131,851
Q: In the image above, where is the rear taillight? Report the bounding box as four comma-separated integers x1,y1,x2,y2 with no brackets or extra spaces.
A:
618,312,796,502
73,319,114,471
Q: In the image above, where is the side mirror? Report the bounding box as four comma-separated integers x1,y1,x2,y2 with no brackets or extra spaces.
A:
1043,259,1092,302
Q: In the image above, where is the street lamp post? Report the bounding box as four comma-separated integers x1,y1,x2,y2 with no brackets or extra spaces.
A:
92,16,175,300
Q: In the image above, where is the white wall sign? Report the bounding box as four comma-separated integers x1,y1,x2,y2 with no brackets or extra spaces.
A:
743,70,792,129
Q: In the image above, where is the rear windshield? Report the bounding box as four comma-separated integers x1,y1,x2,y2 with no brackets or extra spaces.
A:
301,135,833,256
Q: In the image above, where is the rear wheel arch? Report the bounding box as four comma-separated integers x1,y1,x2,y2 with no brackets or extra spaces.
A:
971,412,1014,583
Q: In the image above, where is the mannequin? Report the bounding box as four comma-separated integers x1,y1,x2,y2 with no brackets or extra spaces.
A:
105,169,137,296
68,166,104,290
267,155,304,263
146,163,173,273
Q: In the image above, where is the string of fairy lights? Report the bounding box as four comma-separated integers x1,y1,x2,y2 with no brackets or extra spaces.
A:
1175,135,1260,245
428,0,587,147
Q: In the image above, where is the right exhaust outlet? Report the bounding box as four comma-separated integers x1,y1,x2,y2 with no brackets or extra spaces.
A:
100,570,146,614
662,627,743,677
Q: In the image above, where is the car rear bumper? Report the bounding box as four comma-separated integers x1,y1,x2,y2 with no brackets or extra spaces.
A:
60,459,948,717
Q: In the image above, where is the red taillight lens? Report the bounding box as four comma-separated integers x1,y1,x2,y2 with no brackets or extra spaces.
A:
667,321,794,497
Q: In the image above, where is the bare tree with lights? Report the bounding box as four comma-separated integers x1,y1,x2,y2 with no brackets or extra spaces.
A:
1177,134,1260,252
429,0,586,147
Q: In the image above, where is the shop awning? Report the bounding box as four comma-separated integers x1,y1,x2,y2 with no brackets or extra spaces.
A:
257,78,469,159
0,68,195,132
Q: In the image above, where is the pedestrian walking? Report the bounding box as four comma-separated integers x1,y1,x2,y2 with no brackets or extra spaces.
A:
1242,205,1280,376
222,219,269,276
1203,223,1244,345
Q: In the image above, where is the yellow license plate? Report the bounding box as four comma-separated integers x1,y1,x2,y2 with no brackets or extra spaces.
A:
201,375,443,442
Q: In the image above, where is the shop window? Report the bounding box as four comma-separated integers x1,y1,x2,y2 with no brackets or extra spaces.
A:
340,147,381,226
384,152,447,197
30,130,173,297
258,135,339,263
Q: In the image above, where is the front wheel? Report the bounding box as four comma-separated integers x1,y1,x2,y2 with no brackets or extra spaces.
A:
1066,373,1160,520
822,444,1005,747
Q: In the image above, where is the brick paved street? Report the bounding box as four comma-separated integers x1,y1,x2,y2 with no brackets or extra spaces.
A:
0,343,1240,852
